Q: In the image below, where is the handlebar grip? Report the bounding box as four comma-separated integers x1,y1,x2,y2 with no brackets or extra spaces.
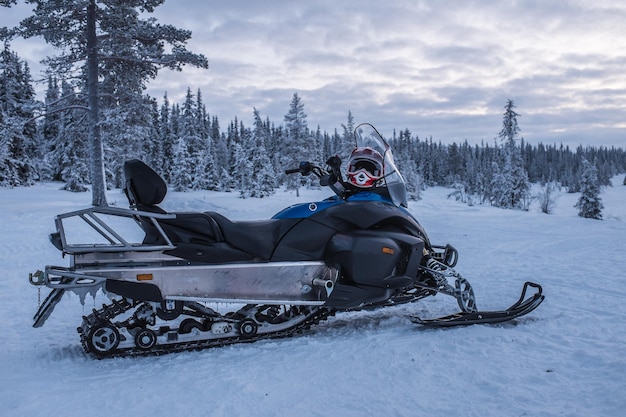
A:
285,168,300,175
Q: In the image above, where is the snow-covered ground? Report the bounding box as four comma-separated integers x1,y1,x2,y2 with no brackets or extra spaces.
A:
1,177,625,417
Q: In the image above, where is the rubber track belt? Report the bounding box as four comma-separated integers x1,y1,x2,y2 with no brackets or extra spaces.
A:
78,300,335,358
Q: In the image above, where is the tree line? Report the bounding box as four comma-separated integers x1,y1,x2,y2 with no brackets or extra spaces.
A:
2,53,625,207
1,0,625,215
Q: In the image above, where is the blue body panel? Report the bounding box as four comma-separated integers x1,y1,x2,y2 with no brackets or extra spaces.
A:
272,192,395,219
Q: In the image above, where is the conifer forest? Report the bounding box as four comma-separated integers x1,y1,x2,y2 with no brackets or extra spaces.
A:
1,1,625,216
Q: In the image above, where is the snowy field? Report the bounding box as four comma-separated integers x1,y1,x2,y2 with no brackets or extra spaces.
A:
1,177,625,417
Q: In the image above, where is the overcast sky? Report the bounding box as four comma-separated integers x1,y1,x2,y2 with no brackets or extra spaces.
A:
3,0,626,147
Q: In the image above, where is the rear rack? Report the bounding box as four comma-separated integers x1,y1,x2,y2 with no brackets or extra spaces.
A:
53,206,176,254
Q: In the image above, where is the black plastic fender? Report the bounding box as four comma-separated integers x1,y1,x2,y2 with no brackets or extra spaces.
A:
325,230,424,288
105,279,163,302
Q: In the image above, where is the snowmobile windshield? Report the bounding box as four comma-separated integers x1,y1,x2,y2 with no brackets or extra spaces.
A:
352,123,408,208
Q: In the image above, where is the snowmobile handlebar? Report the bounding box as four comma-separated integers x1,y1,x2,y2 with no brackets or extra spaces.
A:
284,161,327,178
285,156,344,178
285,158,348,198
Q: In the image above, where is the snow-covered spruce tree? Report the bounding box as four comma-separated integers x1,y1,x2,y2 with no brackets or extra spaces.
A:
322,130,332,161
233,139,252,198
339,110,356,157
575,157,603,220
101,94,157,189
0,42,39,187
310,126,324,179
190,89,220,191
194,133,220,192
41,79,90,191
460,142,480,197
18,0,208,205
413,137,438,187
446,142,463,185
248,108,277,198
391,129,422,201
144,98,162,172
61,144,89,193
491,99,530,210
171,134,192,192
210,116,229,190
282,93,310,196
178,88,208,191
488,160,507,206
40,75,60,181
224,118,242,191
156,93,173,182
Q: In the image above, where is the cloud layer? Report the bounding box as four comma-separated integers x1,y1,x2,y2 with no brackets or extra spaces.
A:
4,0,626,146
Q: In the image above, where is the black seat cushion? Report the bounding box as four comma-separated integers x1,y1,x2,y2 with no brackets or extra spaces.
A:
122,159,300,262
207,212,297,260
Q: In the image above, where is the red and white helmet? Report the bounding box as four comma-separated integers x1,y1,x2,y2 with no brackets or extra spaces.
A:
347,147,384,188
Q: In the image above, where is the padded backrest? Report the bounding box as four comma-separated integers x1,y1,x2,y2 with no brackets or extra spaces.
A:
123,159,167,207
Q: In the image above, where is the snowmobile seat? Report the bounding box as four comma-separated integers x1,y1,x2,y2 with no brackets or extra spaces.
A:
203,212,296,260
123,159,167,214
122,159,296,261
122,160,225,248
157,213,292,262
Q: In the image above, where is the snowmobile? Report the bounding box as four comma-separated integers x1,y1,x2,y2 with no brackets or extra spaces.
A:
29,123,544,357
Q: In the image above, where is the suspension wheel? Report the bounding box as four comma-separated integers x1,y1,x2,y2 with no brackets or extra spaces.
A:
86,323,120,356
134,328,157,351
179,318,204,334
239,319,258,338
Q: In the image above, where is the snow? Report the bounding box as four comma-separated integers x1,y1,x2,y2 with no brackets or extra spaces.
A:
1,178,625,417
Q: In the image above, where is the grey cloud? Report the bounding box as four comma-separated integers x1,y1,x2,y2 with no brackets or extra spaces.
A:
3,0,624,147
154,0,626,147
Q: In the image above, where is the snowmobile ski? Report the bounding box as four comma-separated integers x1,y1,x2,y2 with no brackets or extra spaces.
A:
410,281,544,327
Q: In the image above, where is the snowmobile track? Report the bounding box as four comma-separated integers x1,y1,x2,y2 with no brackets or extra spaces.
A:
78,299,337,359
